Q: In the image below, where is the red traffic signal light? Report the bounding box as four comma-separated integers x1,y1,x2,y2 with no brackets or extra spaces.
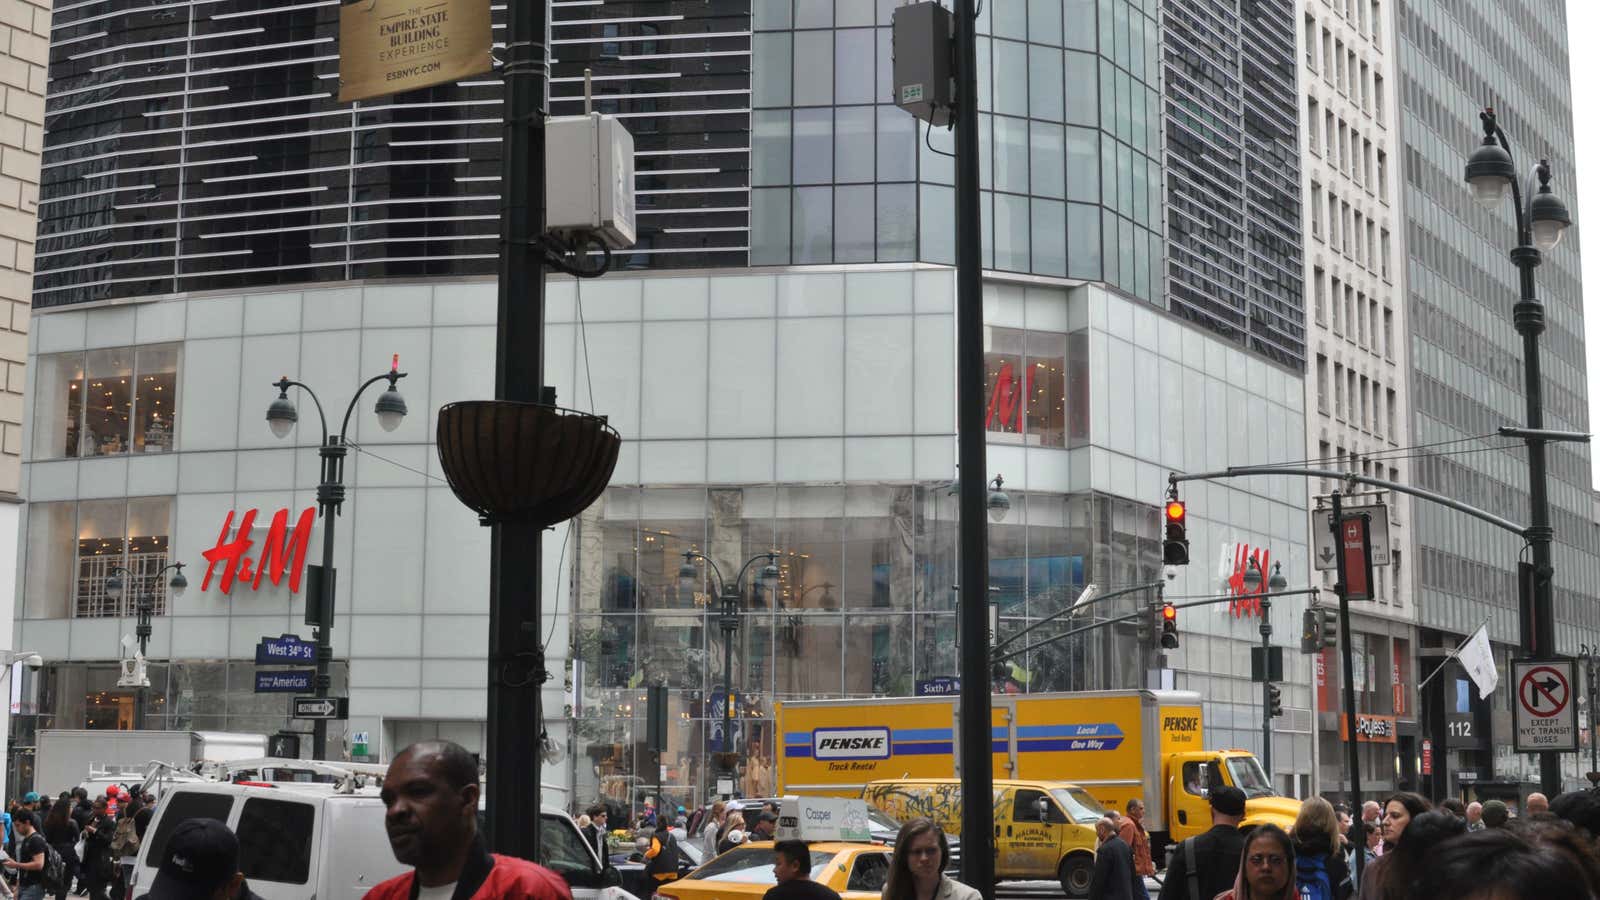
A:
1160,603,1179,648
1163,498,1190,566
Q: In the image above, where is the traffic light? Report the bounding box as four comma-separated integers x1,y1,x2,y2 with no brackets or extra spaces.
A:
1301,605,1341,652
1268,683,1283,717
1301,608,1321,653
1136,603,1154,645
1159,603,1179,649
1163,500,1189,565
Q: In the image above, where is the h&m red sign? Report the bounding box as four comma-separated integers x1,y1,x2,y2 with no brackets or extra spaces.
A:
1223,543,1272,618
202,507,317,594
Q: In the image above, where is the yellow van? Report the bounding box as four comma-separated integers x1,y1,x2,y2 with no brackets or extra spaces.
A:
861,778,1104,898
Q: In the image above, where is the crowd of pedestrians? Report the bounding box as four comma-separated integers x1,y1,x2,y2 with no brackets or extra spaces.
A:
0,787,151,900
1114,784,1600,900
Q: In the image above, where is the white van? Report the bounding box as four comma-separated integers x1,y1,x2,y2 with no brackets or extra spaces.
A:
130,782,630,900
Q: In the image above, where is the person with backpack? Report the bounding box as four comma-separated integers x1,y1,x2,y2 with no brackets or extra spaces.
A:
5,812,59,900
1156,786,1247,900
40,800,78,900
1288,797,1350,900
108,798,141,900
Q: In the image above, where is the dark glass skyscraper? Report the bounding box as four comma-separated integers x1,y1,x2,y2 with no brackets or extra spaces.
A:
1162,0,1305,369
1398,1,1595,657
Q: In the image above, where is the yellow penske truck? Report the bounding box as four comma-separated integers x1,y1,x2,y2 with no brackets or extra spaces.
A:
775,690,1300,870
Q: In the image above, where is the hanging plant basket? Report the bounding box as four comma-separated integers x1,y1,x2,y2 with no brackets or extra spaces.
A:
436,400,620,526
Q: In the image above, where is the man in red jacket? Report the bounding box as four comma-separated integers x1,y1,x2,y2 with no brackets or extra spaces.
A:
368,740,571,900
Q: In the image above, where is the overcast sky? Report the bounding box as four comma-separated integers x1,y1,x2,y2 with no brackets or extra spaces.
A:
1572,0,1599,487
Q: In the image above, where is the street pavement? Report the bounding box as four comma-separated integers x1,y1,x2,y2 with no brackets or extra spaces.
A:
994,878,1164,899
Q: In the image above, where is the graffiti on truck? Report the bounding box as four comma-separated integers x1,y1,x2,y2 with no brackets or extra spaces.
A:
863,782,1008,830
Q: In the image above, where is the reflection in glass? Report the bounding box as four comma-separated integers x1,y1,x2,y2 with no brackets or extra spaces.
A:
793,186,833,264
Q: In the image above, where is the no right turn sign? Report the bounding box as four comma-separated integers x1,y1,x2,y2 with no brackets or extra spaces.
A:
1513,659,1578,753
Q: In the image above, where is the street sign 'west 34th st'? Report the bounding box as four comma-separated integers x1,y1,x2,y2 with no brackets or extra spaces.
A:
1312,504,1392,570
256,634,315,666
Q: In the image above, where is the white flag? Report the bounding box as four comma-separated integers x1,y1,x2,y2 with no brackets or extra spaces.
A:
1457,624,1499,697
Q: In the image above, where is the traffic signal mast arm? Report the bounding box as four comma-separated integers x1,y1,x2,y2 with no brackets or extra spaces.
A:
1170,465,1528,539
993,580,1167,653
991,586,1323,665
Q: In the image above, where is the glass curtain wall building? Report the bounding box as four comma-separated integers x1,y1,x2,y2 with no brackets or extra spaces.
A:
16,0,1319,807
749,0,1164,302
1397,0,1596,790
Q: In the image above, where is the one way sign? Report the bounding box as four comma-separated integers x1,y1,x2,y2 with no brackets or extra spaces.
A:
292,696,349,720
1312,504,1392,571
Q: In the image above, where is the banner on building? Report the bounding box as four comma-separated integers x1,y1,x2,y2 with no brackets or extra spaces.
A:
339,0,492,103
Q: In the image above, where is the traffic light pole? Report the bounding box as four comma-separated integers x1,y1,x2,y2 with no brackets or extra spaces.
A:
952,2,994,897
1261,592,1273,777
992,589,1320,665
1331,490,1364,891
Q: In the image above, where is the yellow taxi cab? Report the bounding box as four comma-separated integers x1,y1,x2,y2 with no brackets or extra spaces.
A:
652,840,891,900
656,796,891,900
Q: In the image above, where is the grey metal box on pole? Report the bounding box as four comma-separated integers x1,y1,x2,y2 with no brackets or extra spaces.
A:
892,2,954,126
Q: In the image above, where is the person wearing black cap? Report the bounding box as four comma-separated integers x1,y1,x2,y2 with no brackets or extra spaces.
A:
5,813,50,900
133,819,259,900
368,740,571,900
1156,786,1247,900
749,812,778,843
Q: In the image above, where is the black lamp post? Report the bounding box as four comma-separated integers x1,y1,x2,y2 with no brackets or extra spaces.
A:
679,550,779,787
265,358,408,761
1463,106,1573,795
106,562,187,727
1582,644,1600,779
1242,559,1287,778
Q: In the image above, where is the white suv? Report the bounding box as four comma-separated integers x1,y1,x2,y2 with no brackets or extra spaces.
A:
131,782,629,900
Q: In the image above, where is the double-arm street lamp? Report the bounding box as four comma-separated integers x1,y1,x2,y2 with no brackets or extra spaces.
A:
265,357,409,760
1464,106,1573,795
106,562,187,727
679,550,779,781
106,563,188,658
1242,559,1287,777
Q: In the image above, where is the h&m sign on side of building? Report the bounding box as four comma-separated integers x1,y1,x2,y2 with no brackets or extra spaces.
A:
202,507,317,595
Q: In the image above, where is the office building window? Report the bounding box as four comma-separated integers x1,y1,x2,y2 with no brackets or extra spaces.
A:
32,344,181,461
1317,355,1329,414
1334,363,1345,420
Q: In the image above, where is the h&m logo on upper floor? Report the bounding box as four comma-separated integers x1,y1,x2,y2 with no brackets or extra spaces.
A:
201,507,317,595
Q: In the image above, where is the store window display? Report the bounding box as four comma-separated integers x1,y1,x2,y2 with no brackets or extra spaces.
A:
31,344,180,460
